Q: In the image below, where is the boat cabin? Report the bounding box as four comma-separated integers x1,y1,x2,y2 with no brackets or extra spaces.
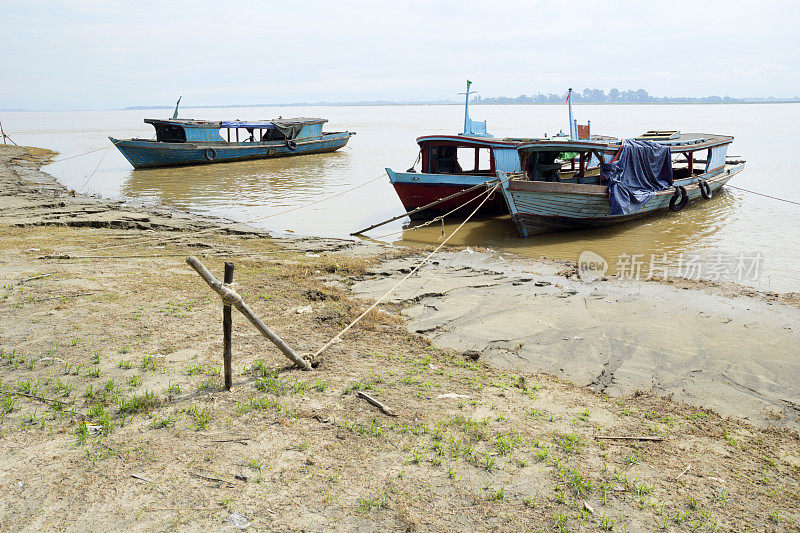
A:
142,117,328,144
417,135,533,177
510,132,732,185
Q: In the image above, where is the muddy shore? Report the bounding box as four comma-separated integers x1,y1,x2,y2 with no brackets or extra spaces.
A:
1,144,798,531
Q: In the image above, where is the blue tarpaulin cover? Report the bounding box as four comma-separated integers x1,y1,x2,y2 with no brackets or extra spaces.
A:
601,139,673,215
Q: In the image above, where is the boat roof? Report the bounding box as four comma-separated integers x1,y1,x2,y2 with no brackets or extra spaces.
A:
515,132,733,152
144,117,327,129
416,134,620,149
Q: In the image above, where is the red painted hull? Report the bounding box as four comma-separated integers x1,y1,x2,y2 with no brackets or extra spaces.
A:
392,183,507,219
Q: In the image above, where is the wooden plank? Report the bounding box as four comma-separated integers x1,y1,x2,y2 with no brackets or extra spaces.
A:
223,262,234,391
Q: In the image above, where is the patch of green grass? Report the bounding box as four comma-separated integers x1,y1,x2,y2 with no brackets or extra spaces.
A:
480,451,496,472
128,375,143,388
118,360,133,370
552,511,568,532
2,395,15,414
553,431,586,454
343,374,384,394
687,495,698,510
185,404,213,430
140,355,157,372
90,350,101,365
151,415,176,429
84,366,101,378
634,481,653,498
357,495,387,513
598,515,616,530
88,404,106,419
197,377,221,392
117,391,159,415
165,382,180,396
522,495,536,507
186,362,203,375
623,451,639,466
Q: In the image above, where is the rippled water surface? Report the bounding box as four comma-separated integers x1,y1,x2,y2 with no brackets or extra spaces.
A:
3,103,799,291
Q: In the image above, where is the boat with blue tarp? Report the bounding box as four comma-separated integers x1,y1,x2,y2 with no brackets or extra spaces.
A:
110,100,354,169
497,130,745,236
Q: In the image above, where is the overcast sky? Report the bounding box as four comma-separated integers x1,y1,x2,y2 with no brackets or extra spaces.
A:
2,0,798,110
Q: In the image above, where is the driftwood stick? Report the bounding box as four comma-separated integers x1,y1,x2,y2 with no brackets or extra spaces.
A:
357,391,397,417
676,464,691,481
10,391,69,406
18,273,52,285
222,262,234,390
350,179,492,235
595,435,664,442
186,256,311,371
188,471,236,487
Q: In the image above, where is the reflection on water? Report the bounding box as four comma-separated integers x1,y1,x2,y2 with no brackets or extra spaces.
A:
122,151,352,212
394,189,742,275
3,103,798,292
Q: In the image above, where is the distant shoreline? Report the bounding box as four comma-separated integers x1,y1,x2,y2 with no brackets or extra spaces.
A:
122,100,800,111
4,101,799,113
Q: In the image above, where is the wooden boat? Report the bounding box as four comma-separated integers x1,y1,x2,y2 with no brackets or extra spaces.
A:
386,82,611,219
497,131,746,236
110,100,354,169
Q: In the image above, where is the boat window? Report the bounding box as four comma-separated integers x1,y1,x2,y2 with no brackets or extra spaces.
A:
153,123,186,143
428,145,492,174
457,147,491,173
428,146,459,174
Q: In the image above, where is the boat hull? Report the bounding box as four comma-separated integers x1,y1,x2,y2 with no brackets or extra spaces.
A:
500,164,745,236
109,133,352,169
386,169,506,219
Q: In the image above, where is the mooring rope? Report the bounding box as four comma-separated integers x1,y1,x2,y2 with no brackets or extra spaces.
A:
310,182,500,360
371,175,511,240
75,146,110,193
372,186,489,240
50,145,109,163
244,172,387,223
726,184,800,207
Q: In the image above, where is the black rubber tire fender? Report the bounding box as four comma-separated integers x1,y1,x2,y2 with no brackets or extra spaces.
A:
698,179,713,200
669,185,688,212
204,148,216,161
286,140,298,151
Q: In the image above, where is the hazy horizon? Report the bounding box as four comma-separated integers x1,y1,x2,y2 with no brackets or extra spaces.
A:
2,1,798,111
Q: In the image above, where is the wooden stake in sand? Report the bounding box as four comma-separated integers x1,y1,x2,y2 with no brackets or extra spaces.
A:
222,262,234,390
186,256,311,372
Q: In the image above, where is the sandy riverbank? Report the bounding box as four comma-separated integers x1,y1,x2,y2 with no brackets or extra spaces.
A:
1,144,798,531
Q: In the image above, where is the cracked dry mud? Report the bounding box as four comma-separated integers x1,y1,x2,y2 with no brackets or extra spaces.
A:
354,252,800,429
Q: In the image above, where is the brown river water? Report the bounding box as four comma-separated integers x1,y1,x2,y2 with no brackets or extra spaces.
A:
3,103,799,292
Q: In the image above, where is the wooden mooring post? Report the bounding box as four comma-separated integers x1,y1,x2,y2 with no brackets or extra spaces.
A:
186,256,312,373
222,262,234,390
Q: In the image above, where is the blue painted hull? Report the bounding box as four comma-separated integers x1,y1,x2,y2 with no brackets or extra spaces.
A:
500,164,745,236
109,133,352,169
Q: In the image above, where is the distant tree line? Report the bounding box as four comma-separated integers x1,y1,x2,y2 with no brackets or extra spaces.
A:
474,88,799,104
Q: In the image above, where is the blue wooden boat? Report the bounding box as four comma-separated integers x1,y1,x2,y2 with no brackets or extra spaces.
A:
110,102,354,169
387,82,610,218
497,131,746,236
